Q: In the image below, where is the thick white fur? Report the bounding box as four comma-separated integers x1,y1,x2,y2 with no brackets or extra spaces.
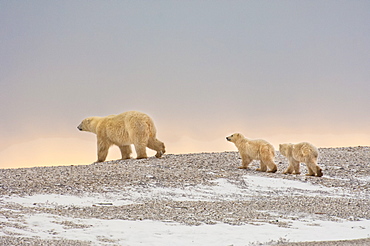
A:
279,142,322,177
226,133,277,173
78,111,165,162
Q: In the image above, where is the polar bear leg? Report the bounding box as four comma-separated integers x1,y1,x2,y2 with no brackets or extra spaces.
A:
283,161,295,174
119,145,132,160
258,147,277,173
239,155,252,169
260,157,277,173
147,137,165,158
316,165,323,177
134,143,148,159
306,160,321,176
257,160,268,172
309,157,323,177
265,159,277,173
292,159,301,175
97,140,110,162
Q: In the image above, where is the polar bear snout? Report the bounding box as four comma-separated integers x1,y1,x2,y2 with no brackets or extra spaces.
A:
226,134,235,141
77,124,83,131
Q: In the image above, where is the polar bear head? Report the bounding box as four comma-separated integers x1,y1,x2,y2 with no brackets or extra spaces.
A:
226,133,244,143
77,117,99,133
279,143,292,157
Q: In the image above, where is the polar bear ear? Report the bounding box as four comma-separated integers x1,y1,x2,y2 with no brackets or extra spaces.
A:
84,118,93,124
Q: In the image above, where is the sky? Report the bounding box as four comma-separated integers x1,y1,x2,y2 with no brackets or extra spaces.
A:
1,1,369,168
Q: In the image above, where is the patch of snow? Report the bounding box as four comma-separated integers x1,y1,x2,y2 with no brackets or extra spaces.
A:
356,176,370,182
2,176,351,209
243,176,342,196
1,213,369,245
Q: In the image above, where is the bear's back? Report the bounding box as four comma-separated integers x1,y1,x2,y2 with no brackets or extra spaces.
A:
115,111,150,122
113,111,156,137
292,142,318,160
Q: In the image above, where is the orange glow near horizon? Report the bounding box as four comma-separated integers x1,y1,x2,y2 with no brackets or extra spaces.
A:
0,132,369,169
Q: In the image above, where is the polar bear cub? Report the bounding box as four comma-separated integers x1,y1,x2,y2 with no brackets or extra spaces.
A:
279,142,323,177
226,133,277,173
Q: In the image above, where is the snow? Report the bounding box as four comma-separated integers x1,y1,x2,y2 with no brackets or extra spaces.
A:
2,176,347,208
2,213,370,245
1,175,369,245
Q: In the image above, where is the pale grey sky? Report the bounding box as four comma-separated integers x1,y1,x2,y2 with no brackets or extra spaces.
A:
1,1,369,168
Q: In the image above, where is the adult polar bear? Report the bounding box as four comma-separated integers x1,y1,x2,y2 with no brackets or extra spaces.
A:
78,111,165,162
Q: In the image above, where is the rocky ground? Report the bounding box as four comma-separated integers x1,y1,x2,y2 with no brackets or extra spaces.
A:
0,146,369,245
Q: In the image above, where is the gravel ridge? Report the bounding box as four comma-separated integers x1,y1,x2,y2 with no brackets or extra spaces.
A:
0,146,369,245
